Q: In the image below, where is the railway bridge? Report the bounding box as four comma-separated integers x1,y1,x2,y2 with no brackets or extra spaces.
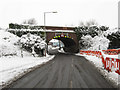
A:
9,24,79,53
44,26,79,53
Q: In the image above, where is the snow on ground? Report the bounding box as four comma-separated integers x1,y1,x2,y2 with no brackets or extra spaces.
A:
104,55,118,59
101,50,119,59
0,30,20,57
0,30,37,57
0,30,55,89
0,55,55,89
76,53,119,87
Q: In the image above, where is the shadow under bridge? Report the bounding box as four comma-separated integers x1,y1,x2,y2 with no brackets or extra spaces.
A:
54,37,79,53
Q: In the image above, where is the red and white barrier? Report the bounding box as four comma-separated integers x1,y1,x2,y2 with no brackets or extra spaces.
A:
80,49,120,75
102,49,120,55
102,57,120,74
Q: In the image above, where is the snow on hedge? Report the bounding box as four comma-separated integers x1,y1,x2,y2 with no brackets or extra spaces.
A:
90,35,110,50
81,35,110,50
19,33,46,55
103,28,118,36
0,30,46,57
0,30,55,89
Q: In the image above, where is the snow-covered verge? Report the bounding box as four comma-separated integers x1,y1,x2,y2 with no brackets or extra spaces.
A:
0,30,33,57
0,29,46,57
0,30,20,57
0,54,55,89
76,53,119,88
0,30,55,89
103,55,118,59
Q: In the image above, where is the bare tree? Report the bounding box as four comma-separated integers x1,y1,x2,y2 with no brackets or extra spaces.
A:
28,18,37,25
85,19,98,27
22,20,28,24
22,18,37,25
79,21,84,26
79,20,98,27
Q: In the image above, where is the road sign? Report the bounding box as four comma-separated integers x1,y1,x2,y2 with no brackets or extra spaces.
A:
61,33,64,37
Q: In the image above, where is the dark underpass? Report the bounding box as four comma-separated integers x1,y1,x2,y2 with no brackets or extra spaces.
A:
53,37,79,53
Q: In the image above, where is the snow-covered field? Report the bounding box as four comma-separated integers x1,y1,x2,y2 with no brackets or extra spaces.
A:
76,53,119,87
0,30,55,89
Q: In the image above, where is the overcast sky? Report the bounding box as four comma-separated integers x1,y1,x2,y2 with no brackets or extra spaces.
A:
0,0,119,28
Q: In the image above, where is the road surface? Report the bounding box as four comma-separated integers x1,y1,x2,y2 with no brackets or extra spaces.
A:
5,52,115,88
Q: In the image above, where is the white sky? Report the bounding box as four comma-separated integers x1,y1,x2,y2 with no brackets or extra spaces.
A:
0,0,119,28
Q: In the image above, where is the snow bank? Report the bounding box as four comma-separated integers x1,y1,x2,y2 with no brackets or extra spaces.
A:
104,55,118,59
0,30,20,57
0,30,33,57
0,30,55,89
0,55,55,89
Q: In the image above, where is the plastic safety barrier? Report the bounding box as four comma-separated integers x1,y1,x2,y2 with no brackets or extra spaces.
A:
80,50,120,75
102,49,120,55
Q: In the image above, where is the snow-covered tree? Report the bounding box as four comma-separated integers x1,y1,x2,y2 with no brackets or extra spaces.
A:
91,36,110,50
107,30,120,49
79,35,110,50
19,33,46,56
79,35,93,49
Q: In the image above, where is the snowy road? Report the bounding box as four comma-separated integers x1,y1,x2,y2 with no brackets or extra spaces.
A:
5,53,115,88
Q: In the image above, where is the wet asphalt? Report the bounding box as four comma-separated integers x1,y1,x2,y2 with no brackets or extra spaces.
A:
5,52,115,89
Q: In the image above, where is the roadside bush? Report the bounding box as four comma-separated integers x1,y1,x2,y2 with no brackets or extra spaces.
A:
75,25,109,50
75,25,109,42
79,35,93,49
107,31,120,49
19,33,46,56
80,35,110,50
